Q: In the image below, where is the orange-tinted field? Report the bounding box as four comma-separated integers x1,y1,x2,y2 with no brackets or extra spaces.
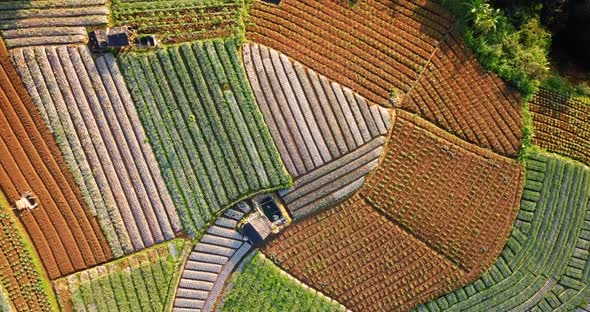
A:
0,39,111,279
262,110,524,311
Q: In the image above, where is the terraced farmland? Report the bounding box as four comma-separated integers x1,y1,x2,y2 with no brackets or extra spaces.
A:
417,151,590,311
220,252,346,312
0,191,54,312
112,0,243,44
0,0,108,49
242,43,391,219
12,46,181,257
54,239,189,312
0,39,111,279
173,203,252,311
530,88,590,166
118,38,291,235
362,110,524,272
247,0,523,157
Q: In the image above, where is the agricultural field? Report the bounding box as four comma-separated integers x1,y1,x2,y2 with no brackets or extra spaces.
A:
530,88,590,166
53,239,189,312
118,38,291,235
416,151,590,311
220,252,346,312
262,110,523,311
0,0,108,49
111,0,244,44
246,0,523,157
0,39,111,279
361,110,524,272
242,43,391,219
11,46,182,257
0,191,55,312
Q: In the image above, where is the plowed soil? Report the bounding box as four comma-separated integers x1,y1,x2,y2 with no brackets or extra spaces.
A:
0,39,111,279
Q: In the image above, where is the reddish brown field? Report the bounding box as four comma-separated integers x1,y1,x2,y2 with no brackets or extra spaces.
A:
262,110,524,311
247,0,523,157
0,40,111,279
529,88,590,165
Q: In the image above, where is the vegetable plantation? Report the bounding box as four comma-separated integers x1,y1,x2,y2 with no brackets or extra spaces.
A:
118,38,291,235
111,0,244,44
54,239,189,312
221,252,345,312
417,151,590,311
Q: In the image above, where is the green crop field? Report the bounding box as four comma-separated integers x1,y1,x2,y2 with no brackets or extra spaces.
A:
416,151,590,311
118,38,291,235
54,239,189,312
220,252,345,312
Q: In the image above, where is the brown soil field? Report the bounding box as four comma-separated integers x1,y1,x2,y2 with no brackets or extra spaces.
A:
247,0,523,157
0,39,111,279
262,110,524,311
529,87,590,165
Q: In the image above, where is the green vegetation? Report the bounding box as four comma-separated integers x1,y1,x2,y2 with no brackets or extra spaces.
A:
56,239,188,312
220,253,345,312
416,150,590,311
118,38,291,235
542,76,590,103
441,0,551,99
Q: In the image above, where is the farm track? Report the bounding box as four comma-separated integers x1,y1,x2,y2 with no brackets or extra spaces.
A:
0,192,52,311
54,239,188,312
173,204,252,312
243,43,391,219
112,0,242,44
0,39,111,279
247,0,523,157
262,110,524,311
0,0,108,49
418,152,590,311
118,39,291,235
12,45,182,257
530,88,590,166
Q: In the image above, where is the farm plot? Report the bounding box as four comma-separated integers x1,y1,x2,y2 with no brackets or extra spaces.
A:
262,194,469,312
0,39,111,279
361,109,524,272
0,191,55,312
220,252,346,312
247,0,523,157
53,239,189,312
112,0,243,44
398,32,523,157
118,38,291,235
530,88,590,166
12,45,182,257
243,43,391,219
416,151,590,311
0,0,108,49
173,203,253,311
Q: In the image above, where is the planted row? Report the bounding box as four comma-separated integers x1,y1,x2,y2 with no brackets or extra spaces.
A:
118,38,291,235
54,239,189,312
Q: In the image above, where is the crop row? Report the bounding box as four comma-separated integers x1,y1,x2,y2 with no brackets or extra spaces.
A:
416,151,590,311
361,109,524,273
247,0,453,107
0,0,108,49
54,239,189,312
0,39,111,279
262,193,467,311
111,0,242,44
118,38,291,235
0,192,54,311
11,46,181,256
530,88,590,166
398,32,523,157
220,252,345,311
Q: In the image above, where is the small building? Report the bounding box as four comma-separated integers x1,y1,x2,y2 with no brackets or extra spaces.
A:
107,26,132,47
241,212,272,247
89,29,108,51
